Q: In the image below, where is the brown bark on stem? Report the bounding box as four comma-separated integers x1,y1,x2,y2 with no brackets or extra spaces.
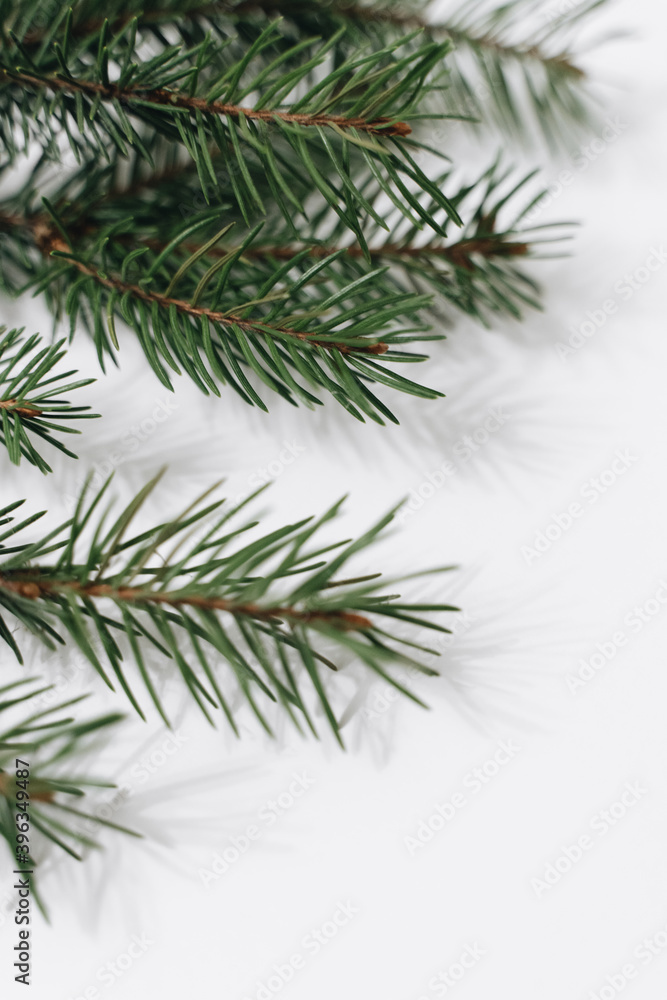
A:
0,212,389,357
1,68,412,137
0,574,374,632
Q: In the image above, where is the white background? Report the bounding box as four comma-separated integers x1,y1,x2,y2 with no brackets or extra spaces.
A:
2,0,667,997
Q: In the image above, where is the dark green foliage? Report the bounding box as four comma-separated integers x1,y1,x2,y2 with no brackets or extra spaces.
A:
0,201,442,425
0,475,457,744
0,0,616,914
225,0,610,149
0,151,567,420
0,0,596,419
0,327,98,472
0,0,607,149
0,14,460,230
0,0,610,737
0,677,133,913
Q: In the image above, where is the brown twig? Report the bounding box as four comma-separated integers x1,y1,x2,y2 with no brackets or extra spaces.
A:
243,236,530,269
0,212,389,357
142,234,530,270
1,68,412,137
0,573,374,632
0,771,55,803
0,399,42,419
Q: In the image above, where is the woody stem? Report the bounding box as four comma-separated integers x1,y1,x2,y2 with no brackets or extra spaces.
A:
1,68,412,137
0,573,374,632
0,212,388,356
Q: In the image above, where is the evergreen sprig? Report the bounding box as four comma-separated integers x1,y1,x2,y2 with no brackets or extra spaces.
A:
0,203,440,423
0,474,457,744
211,159,570,325
0,676,133,909
0,0,618,917
217,0,609,147
0,152,567,419
4,0,607,148
438,0,609,149
0,15,462,238
0,327,98,472
67,147,568,323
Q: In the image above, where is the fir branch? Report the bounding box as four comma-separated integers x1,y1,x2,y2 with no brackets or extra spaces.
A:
6,0,427,46
0,476,458,743
184,0,605,146
0,156,569,422
0,677,132,898
0,574,377,631
0,21,461,237
0,327,98,473
427,0,608,149
0,205,443,423
70,155,565,325
4,146,567,340
0,66,413,137
7,211,391,356
443,22,584,80
3,0,609,151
